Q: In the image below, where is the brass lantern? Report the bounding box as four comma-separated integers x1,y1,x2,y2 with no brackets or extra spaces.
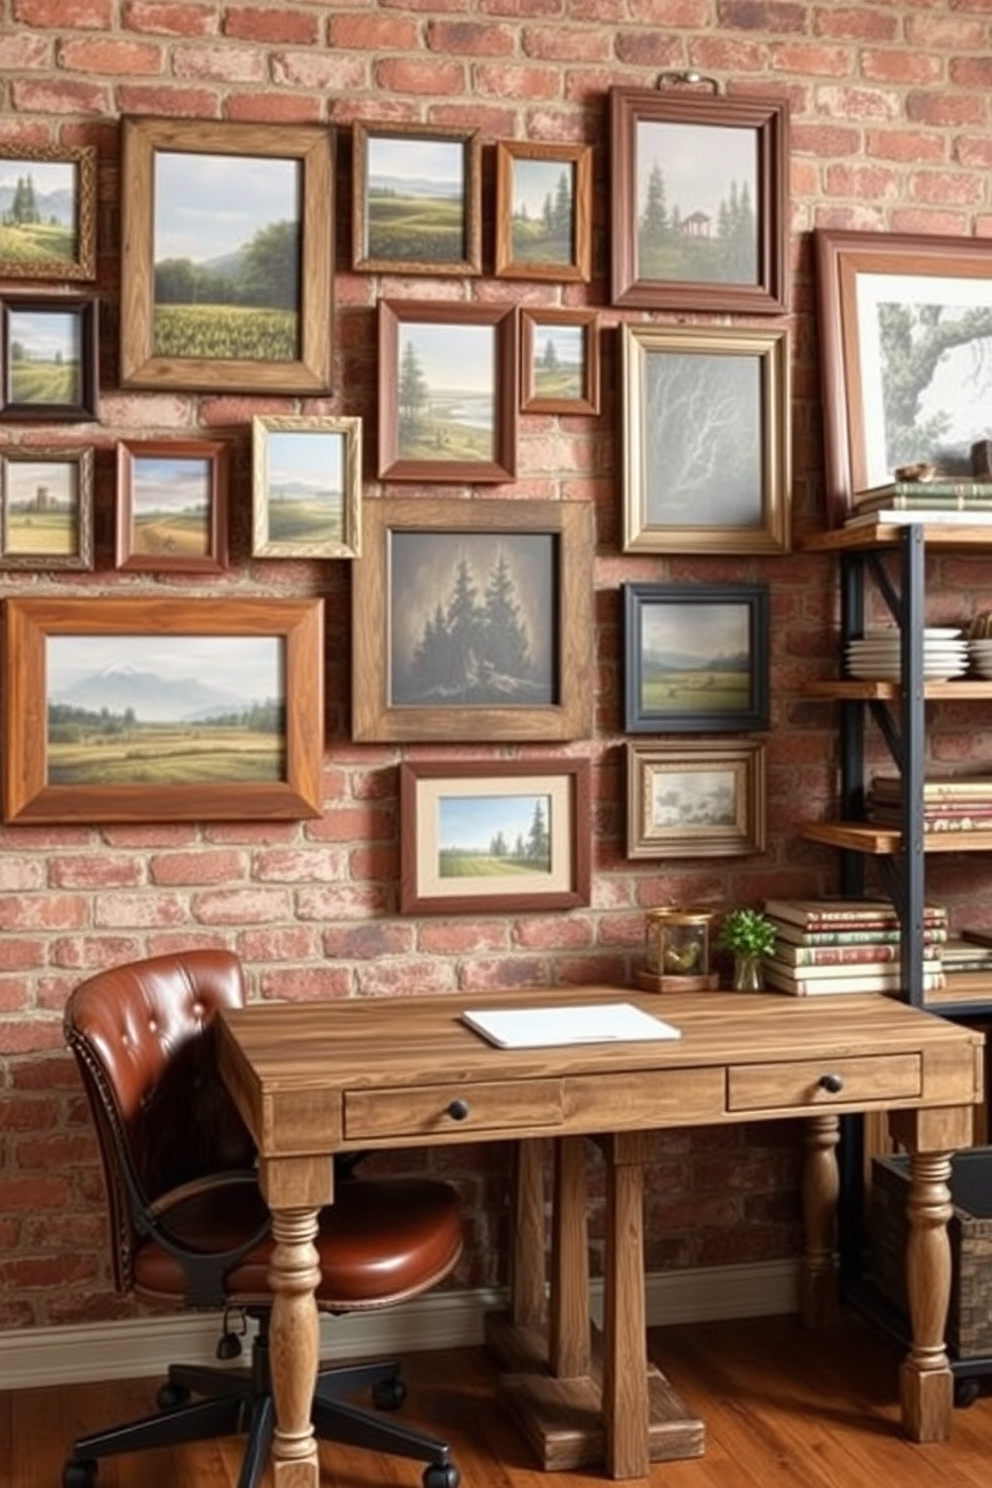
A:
638,907,718,992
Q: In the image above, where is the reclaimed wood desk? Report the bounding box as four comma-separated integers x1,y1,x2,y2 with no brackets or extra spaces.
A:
215,986,983,1488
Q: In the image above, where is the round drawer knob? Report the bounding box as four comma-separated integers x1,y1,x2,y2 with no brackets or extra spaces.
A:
447,1098,471,1121
818,1073,844,1094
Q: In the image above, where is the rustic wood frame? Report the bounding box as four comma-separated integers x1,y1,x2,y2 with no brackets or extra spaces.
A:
494,140,592,282
351,121,482,276
115,437,230,573
520,308,600,415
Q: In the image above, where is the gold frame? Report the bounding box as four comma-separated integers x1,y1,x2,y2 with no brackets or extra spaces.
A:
621,322,791,554
494,140,592,282
626,740,767,859
119,117,334,393
0,144,97,281
0,445,94,571
252,414,362,560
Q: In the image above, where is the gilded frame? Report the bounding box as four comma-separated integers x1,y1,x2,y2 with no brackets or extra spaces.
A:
115,437,230,574
0,445,94,571
119,117,334,394
352,121,482,276
494,140,592,282
2,596,324,824
352,497,595,743
251,414,361,560
0,144,97,281
625,740,767,859
621,322,790,554
399,758,591,914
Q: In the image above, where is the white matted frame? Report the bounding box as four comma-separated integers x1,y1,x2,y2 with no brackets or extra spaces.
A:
626,740,766,859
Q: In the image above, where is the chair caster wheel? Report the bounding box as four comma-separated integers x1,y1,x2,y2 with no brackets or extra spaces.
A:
63,1457,98,1488
423,1465,460,1488
954,1376,981,1408
157,1381,191,1410
372,1376,406,1410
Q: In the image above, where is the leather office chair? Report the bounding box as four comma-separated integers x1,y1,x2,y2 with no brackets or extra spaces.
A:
62,949,463,1488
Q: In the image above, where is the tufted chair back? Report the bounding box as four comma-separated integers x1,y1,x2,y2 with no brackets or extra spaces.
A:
65,948,257,1294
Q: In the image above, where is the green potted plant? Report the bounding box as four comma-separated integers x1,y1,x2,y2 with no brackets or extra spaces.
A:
716,908,777,991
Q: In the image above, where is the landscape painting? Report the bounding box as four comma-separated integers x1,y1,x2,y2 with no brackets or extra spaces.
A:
45,634,285,788
1,449,92,569
252,415,361,559
626,740,766,858
397,319,495,462
6,302,84,409
437,789,553,882
389,530,556,708
355,125,480,273
0,147,94,279
507,156,574,268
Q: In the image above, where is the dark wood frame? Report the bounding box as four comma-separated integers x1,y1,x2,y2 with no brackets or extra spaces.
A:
251,414,362,560
119,117,334,394
620,321,791,554
520,308,600,415
494,140,592,282
0,293,99,421
623,581,770,733
115,437,230,573
0,445,94,571
609,86,789,314
625,740,767,859
815,228,992,527
2,596,324,824
0,144,97,281
377,299,517,482
399,758,591,914
351,121,482,276
353,496,595,743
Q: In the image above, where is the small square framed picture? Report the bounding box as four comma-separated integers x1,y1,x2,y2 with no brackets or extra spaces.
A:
251,414,361,559
0,145,97,281
0,446,94,571
520,309,599,415
0,294,99,422
626,740,767,859
115,438,230,573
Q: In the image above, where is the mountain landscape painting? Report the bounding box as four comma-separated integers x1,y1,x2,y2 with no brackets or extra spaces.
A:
0,156,79,272
46,635,286,786
364,132,468,266
639,601,751,715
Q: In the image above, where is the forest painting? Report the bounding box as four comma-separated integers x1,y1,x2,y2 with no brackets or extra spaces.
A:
396,320,495,463
0,158,79,270
508,157,574,268
389,531,556,708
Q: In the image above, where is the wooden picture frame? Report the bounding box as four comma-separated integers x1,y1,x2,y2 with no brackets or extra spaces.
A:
2,596,324,825
815,228,992,527
625,740,766,859
0,144,96,281
351,122,482,276
0,294,99,421
494,140,592,282
399,758,591,914
252,414,361,560
0,446,94,571
609,86,789,314
352,497,595,743
119,117,334,394
621,322,790,554
623,581,770,733
520,309,600,415
115,437,230,573
378,300,517,482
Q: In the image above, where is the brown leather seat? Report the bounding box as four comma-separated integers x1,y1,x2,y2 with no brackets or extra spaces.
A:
62,949,463,1488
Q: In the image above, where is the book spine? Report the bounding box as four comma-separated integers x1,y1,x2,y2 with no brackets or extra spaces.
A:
766,960,942,983
764,968,945,995
856,481,992,501
780,944,902,966
772,926,946,946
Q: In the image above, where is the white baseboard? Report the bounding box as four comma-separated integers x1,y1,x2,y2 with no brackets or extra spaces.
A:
0,1260,797,1390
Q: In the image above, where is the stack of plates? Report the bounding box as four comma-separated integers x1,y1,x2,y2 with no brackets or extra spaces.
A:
845,627,968,681
969,638,992,678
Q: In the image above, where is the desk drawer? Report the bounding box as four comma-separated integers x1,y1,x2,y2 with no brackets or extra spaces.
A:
728,1053,922,1114
344,1078,564,1140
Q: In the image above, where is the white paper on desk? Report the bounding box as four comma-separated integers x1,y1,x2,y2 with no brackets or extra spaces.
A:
461,1002,681,1049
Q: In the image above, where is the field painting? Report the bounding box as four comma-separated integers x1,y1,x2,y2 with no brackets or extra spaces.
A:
508,157,574,268
46,635,286,787
131,454,211,558
366,135,466,265
0,158,78,270
437,789,552,881
265,428,344,546
397,321,495,462
152,151,301,363
3,457,79,557
532,322,584,402
639,601,751,715
7,306,81,407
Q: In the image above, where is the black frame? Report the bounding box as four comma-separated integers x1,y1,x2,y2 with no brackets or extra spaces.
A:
0,294,99,422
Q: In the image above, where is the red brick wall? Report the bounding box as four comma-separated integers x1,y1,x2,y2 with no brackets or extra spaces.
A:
2,0,992,1328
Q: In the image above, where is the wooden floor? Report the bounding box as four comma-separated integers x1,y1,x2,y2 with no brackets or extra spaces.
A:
4,1312,992,1488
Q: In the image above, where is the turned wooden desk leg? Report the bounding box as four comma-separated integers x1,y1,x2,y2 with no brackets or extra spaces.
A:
899,1149,955,1442
601,1134,651,1480
549,1135,591,1378
509,1139,547,1330
267,1206,322,1488
799,1112,841,1329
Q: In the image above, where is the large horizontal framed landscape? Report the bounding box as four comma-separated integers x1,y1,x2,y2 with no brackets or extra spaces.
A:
623,581,770,734
352,497,595,743
252,414,361,560
378,300,517,482
351,122,482,276
2,596,324,825
815,228,992,527
520,309,600,415
399,759,591,915
494,140,592,283
119,117,334,394
0,144,96,281
621,322,790,554
116,437,230,574
625,740,767,859
0,294,99,422
0,446,94,571
609,86,789,314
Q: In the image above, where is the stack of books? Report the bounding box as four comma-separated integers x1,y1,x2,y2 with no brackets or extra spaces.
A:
761,897,948,995
845,479,992,529
867,773,992,833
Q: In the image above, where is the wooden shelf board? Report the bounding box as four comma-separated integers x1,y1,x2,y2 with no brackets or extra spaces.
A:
799,821,992,854
802,525,992,552
805,680,992,701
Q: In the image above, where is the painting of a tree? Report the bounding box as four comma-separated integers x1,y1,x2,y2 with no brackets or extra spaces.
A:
635,121,757,286
876,299,992,474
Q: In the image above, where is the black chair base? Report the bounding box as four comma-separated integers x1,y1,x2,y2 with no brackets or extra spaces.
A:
63,1315,460,1488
